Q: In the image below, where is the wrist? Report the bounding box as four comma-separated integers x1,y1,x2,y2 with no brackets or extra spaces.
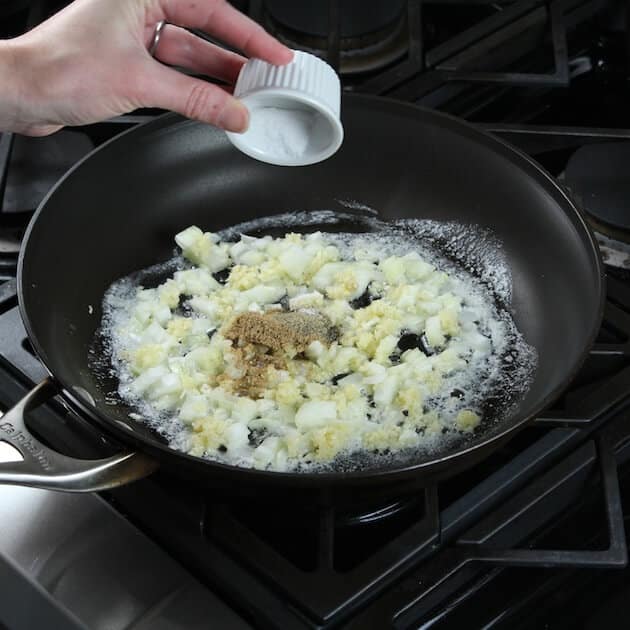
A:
0,38,23,133
0,36,61,136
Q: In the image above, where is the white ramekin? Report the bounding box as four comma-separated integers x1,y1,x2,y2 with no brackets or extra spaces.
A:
226,50,343,167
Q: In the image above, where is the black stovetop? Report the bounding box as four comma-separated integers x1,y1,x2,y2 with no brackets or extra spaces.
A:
2,1,630,629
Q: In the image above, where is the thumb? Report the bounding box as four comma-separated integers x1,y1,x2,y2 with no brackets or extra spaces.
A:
136,63,249,132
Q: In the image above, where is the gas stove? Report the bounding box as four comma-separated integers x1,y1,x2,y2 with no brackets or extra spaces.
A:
2,2,630,629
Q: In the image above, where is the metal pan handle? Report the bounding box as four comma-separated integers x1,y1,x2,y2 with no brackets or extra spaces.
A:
0,378,158,492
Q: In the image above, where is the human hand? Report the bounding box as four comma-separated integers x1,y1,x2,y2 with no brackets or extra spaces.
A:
0,0,292,136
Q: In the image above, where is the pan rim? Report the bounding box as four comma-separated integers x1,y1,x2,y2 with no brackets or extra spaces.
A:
17,93,606,484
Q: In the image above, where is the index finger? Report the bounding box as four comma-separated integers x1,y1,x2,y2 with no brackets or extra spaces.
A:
159,0,293,64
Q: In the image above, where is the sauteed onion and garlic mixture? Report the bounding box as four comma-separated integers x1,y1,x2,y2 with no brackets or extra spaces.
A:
100,218,535,472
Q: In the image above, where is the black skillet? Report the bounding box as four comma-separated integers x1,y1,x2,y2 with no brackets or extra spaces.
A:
0,94,604,503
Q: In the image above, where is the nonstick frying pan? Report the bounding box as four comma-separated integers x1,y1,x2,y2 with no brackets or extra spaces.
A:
0,94,604,502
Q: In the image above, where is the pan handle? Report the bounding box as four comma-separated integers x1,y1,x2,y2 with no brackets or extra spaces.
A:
0,378,158,492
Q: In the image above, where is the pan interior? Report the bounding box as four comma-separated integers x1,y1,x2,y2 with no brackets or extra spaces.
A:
18,95,603,477
90,208,538,472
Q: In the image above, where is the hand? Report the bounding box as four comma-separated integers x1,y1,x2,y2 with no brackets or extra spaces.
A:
0,0,292,136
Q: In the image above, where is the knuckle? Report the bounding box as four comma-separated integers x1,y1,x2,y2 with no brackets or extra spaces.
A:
206,0,226,21
240,25,262,54
183,84,214,121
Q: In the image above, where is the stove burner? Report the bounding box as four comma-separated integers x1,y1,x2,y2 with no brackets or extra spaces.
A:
263,0,407,39
565,142,630,241
262,0,408,74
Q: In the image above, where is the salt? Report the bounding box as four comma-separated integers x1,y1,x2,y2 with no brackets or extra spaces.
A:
249,107,315,161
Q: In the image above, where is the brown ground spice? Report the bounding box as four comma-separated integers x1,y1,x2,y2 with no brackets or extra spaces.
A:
226,310,336,352
223,310,336,397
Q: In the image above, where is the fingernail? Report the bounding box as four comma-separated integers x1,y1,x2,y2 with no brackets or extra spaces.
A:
219,100,249,133
279,47,294,64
